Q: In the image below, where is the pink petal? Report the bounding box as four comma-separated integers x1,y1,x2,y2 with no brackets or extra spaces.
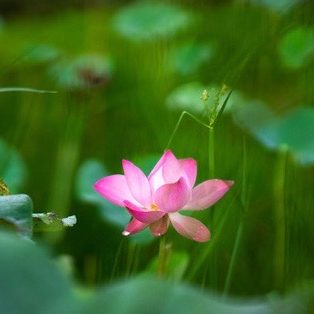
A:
124,200,165,224
122,160,152,207
149,216,169,237
169,212,210,242
179,158,197,187
154,178,191,213
94,175,137,207
148,150,179,192
122,218,148,236
148,150,170,180
184,179,234,210
161,150,182,183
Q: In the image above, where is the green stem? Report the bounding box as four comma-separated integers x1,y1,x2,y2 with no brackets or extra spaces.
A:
274,145,288,291
125,242,136,278
186,193,237,280
223,221,244,295
208,127,215,178
223,136,248,296
158,236,170,276
110,239,124,282
207,125,217,288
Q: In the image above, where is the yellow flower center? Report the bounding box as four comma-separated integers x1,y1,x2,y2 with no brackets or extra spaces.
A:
150,204,159,211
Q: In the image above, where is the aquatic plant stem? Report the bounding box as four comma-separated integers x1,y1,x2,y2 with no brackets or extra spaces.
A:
186,193,237,280
158,236,171,276
208,127,215,178
274,145,288,291
110,239,125,281
223,136,248,296
223,221,244,296
208,125,218,288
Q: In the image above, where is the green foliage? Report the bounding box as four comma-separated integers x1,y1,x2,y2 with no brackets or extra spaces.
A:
0,139,27,194
278,27,314,69
166,82,233,115
232,98,275,133
257,107,314,165
250,0,299,12
1,0,314,302
76,159,129,227
49,54,112,90
0,231,80,314
234,102,314,164
112,2,192,41
0,231,308,314
169,42,215,76
0,194,32,237
147,250,189,280
23,44,61,64
86,276,307,314
0,17,4,32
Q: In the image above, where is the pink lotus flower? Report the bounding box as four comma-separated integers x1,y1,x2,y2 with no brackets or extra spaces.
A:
94,150,233,242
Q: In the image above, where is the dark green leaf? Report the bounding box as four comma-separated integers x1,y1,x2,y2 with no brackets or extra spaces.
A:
86,276,306,314
0,194,33,237
0,231,80,314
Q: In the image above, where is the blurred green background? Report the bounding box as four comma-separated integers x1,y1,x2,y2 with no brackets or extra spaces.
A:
0,0,314,312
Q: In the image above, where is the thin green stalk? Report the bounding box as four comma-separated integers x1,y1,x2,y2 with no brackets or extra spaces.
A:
46,97,87,242
158,236,170,276
0,87,56,93
223,221,244,295
125,242,136,278
186,192,238,280
165,111,210,150
207,125,217,288
223,136,248,296
274,145,288,291
131,245,141,275
110,239,125,281
85,255,97,286
208,127,215,178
